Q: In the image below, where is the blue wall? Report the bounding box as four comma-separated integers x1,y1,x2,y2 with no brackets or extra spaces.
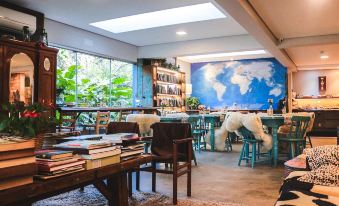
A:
191,58,287,110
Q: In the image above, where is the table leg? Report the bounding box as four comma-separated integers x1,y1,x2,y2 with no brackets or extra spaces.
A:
107,172,128,206
210,121,215,152
272,126,279,167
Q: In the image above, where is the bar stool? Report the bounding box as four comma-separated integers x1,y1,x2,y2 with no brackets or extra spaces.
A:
238,126,271,168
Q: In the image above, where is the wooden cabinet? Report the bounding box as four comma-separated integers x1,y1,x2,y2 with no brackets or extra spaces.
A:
0,39,58,106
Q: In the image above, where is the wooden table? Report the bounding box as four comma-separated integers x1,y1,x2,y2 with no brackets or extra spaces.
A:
260,115,285,167
160,114,221,151
58,107,160,121
0,155,152,206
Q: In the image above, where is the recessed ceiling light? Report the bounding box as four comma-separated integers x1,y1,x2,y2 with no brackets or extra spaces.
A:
176,31,187,36
90,3,226,33
320,51,329,59
182,50,266,60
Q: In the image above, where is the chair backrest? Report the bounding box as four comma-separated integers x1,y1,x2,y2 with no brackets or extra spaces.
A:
187,116,203,133
288,116,310,139
151,122,192,157
59,112,77,129
95,111,110,134
106,121,140,136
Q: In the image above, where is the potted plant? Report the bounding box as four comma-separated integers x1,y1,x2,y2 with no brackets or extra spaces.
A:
0,101,57,149
186,97,200,110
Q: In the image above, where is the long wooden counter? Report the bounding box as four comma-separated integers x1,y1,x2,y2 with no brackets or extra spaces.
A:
0,155,152,206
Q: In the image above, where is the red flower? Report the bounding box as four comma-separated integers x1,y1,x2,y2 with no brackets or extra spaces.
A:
22,110,41,118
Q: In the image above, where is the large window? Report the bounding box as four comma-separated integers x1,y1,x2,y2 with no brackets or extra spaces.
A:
56,47,133,107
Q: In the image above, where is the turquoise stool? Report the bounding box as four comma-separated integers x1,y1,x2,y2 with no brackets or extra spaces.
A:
238,127,271,168
279,116,310,159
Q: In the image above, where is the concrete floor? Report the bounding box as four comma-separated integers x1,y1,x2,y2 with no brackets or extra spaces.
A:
135,137,337,206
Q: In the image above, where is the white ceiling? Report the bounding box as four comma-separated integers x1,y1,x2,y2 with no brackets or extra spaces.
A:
8,0,248,46
248,0,339,70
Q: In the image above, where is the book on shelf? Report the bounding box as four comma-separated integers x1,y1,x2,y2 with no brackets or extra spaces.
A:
0,163,37,180
0,148,34,161
53,140,112,150
79,149,121,160
35,150,73,160
37,157,80,167
0,156,36,169
0,176,33,190
37,160,86,172
0,138,35,152
85,155,120,170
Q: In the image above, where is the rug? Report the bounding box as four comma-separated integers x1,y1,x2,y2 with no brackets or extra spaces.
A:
33,185,245,206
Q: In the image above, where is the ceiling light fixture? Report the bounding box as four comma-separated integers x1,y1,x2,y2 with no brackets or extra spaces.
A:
182,50,266,60
320,51,329,59
90,3,226,33
176,31,187,36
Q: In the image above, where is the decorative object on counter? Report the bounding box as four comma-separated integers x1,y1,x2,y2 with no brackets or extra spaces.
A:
267,99,274,116
318,76,326,92
22,26,31,42
0,101,57,138
186,97,200,110
39,29,48,46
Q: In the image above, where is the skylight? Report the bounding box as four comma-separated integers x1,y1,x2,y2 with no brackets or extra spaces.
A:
90,3,226,33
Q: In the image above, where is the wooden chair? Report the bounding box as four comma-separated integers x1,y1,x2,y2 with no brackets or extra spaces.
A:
141,122,193,205
106,122,141,197
279,116,310,159
58,112,77,132
83,111,110,134
238,126,271,168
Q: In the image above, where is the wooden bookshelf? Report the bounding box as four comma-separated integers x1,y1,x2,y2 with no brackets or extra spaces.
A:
144,65,186,112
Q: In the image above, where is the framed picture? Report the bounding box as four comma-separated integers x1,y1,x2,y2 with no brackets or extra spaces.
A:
318,76,326,92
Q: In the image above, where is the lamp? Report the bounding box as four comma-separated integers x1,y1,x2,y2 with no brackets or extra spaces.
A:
186,84,192,95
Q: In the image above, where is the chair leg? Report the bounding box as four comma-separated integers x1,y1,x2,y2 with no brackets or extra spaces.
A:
192,149,197,166
238,142,246,166
251,143,256,168
257,143,260,160
197,134,201,153
245,142,250,163
152,162,156,192
128,171,132,197
136,169,140,191
308,135,313,148
187,164,191,197
290,142,295,159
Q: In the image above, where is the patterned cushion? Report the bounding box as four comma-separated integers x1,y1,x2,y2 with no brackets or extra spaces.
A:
298,164,339,187
303,145,339,170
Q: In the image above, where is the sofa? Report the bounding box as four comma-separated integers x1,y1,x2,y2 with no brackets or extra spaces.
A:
275,145,339,206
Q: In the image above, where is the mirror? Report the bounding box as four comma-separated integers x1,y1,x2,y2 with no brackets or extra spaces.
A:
9,53,34,105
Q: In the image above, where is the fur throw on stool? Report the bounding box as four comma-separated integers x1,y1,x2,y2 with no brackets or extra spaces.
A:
126,114,160,136
207,112,272,151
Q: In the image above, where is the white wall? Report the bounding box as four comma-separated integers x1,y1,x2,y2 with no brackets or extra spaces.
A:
138,35,263,58
45,19,138,62
293,69,339,96
176,59,191,84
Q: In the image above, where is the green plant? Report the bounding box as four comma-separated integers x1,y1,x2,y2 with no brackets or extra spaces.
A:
0,102,56,137
186,97,200,109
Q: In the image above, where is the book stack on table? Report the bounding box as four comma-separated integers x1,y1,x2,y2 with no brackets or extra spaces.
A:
0,137,36,190
102,133,144,161
35,150,85,180
42,131,82,149
53,139,121,170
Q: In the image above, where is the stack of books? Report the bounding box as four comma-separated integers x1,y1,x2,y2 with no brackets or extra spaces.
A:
0,137,36,190
42,131,82,148
53,140,121,170
102,133,144,161
35,150,85,180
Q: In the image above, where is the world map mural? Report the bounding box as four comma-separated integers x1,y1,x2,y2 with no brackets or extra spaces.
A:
191,58,287,110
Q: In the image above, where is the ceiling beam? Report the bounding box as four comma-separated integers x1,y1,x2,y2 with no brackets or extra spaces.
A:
278,34,339,49
215,0,297,71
